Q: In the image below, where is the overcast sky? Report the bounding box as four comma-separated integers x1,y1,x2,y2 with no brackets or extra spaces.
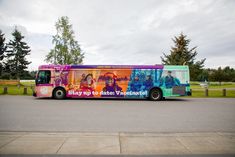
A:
0,0,234,70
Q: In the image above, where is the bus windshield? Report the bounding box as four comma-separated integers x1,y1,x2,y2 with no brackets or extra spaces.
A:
36,70,51,84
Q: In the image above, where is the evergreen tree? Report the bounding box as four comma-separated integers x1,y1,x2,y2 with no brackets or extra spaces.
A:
209,66,235,83
45,16,84,64
223,66,235,82
161,33,206,81
210,67,225,85
0,30,7,76
5,28,31,80
197,68,209,82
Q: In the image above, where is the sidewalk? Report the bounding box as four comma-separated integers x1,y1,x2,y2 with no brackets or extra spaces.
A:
0,132,234,154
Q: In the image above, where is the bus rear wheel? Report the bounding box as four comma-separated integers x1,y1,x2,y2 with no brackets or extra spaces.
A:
53,88,66,99
149,88,162,101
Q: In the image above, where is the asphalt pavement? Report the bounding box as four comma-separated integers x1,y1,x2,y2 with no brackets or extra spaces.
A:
0,96,235,132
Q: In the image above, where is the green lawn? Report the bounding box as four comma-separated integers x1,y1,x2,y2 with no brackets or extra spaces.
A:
189,82,235,98
0,85,34,95
191,89,235,98
20,81,35,86
191,84,235,89
190,81,235,89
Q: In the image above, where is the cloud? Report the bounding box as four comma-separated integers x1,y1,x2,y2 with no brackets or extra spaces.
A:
0,0,234,70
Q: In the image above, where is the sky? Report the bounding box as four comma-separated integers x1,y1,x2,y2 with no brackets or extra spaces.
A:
0,0,234,70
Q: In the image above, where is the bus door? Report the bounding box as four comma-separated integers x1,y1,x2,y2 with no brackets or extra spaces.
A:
35,70,53,97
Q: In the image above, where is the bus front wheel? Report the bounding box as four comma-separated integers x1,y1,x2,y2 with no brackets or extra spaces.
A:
53,87,66,99
149,88,162,101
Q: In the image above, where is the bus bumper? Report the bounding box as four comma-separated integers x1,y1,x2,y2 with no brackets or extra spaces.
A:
33,92,37,97
187,91,192,96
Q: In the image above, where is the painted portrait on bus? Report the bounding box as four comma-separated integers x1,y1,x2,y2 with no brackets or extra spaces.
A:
160,70,180,88
96,69,132,97
65,70,99,97
54,69,62,86
61,70,69,85
143,74,153,91
126,69,154,98
101,72,124,97
79,73,95,96
129,74,142,92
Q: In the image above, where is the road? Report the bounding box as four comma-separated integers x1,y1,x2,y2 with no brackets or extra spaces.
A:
0,96,235,132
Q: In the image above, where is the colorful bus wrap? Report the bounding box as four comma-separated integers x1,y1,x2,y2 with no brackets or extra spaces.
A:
34,65,191,100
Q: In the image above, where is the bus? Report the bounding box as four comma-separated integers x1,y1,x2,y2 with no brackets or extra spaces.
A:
34,64,191,100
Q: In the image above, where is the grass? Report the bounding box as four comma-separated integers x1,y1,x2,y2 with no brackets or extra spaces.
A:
189,81,235,98
0,85,34,96
190,81,235,89
191,84,235,89
191,89,235,98
20,81,35,86
0,81,234,97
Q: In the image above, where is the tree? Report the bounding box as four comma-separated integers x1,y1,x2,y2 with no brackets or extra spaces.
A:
209,66,235,83
209,67,226,85
223,66,235,82
197,68,209,81
5,28,31,80
161,33,206,81
0,30,7,76
20,70,37,80
45,16,84,64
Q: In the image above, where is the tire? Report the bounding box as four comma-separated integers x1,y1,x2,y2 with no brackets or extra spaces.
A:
53,88,66,99
149,88,162,101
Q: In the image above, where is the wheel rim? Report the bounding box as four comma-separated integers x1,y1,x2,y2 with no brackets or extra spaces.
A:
152,90,160,100
55,90,64,98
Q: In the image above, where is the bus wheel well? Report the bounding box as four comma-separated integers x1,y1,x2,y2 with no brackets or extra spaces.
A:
149,87,162,95
52,87,66,99
148,87,163,101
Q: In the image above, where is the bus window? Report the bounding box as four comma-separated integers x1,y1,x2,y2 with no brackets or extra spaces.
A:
36,70,51,84
160,70,189,88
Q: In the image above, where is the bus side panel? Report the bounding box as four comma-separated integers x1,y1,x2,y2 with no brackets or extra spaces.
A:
65,68,160,98
52,66,190,99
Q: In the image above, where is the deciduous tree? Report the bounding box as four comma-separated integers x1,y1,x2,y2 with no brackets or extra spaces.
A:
45,16,84,64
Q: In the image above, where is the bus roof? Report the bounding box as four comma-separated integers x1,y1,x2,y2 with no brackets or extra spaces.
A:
38,64,164,70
